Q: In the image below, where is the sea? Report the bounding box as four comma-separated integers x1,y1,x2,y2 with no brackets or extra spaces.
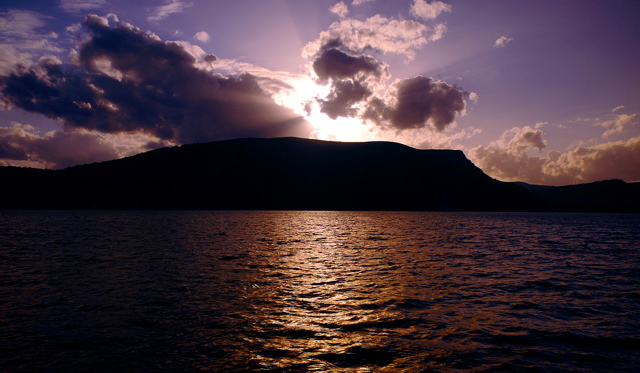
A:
1,210,639,372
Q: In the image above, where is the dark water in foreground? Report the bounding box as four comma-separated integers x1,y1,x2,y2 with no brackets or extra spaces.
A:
1,211,639,372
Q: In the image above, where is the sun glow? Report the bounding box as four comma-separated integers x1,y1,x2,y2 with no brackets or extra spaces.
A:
273,76,380,142
305,101,379,142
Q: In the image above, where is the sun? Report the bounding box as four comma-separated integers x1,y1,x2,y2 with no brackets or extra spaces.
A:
305,101,379,142
273,75,377,142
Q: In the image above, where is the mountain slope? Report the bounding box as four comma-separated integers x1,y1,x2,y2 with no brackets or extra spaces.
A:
3,137,543,210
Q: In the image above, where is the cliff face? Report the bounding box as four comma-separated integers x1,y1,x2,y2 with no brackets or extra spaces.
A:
2,137,542,210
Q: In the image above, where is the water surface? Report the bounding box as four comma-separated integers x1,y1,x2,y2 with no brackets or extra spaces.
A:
1,211,639,371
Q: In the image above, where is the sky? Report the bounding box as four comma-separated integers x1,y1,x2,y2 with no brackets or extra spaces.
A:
1,0,639,186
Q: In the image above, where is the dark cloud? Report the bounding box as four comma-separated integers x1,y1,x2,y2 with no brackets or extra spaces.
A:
310,44,388,120
319,79,371,119
364,76,468,131
308,39,467,131
312,47,383,82
203,54,217,63
0,15,310,145
0,138,29,160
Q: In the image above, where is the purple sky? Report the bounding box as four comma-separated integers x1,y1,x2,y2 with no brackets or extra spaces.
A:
1,0,639,185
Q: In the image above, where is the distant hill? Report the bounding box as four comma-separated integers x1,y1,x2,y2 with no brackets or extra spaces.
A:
515,180,640,213
0,137,635,212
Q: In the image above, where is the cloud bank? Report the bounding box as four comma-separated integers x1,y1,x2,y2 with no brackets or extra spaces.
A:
0,14,310,166
0,122,129,169
469,124,640,185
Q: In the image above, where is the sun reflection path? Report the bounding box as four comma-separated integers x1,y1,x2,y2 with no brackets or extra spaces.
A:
242,211,434,371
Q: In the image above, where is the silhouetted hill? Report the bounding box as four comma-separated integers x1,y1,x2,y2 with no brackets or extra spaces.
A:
0,137,598,211
516,180,640,213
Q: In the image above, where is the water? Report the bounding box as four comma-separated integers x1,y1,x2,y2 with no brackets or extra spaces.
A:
1,211,639,372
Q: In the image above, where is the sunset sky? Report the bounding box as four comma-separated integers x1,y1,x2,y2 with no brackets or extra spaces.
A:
1,0,639,185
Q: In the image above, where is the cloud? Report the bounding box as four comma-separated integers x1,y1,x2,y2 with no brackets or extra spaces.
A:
542,137,640,184
501,125,547,155
330,2,349,18
0,9,48,38
312,47,385,82
0,122,126,169
413,126,481,149
364,76,468,132
305,14,466,133
148,0,192,22
303,15,433,60
194,31,210,43
469,145,549,184
429,23,448,42
319,79,372,119
0,10,63,74
352,0,373,5
410,0,452,20
59,0,107,14
468,126,551,184
598,113,638,138
0,14,310,150
310,46,388,120
494,35,512,48
469,126,640,185
612,105,624,112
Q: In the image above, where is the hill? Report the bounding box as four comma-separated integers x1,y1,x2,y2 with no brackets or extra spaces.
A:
516,180,640,213
1,137,539,211
2,137,629,211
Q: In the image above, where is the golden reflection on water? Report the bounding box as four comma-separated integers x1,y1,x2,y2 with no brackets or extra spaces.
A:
249,211,409,370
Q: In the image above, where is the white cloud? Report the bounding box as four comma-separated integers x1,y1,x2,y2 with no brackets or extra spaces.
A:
330,2,349,18
429,23,447,42
148,0,193,22
410,0,452,20
542,137,640,184
598,113,638,138
494,35,513,48
352,0,373,5
0,10,63,74
59,0,107,14
0,45,32,75
303,15,432,60
612,105,624,112
0,9,48,38
469,125,640,185
413,126,481,150
194,31,210,43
